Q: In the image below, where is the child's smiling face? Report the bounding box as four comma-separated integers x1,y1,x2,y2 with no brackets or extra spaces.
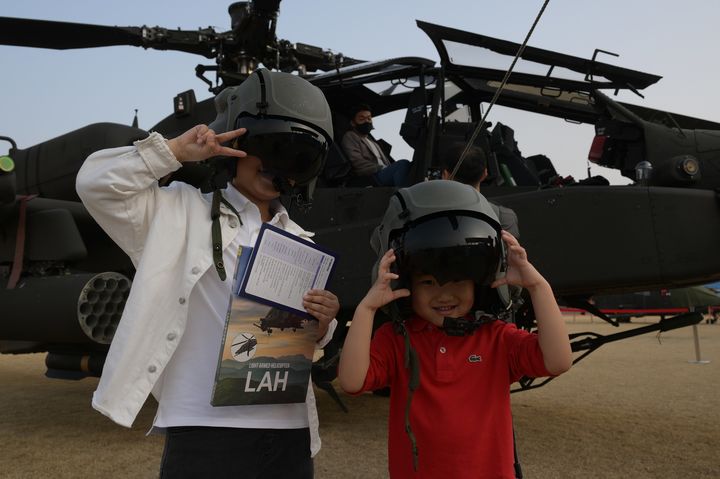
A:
410,274,475,327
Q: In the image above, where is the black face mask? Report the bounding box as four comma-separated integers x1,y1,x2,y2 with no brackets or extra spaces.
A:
354,122,374,135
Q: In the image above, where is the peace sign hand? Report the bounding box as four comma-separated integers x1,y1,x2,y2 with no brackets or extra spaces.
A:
167,125,247,164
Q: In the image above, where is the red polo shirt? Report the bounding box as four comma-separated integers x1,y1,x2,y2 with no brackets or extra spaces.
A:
361,316,550,479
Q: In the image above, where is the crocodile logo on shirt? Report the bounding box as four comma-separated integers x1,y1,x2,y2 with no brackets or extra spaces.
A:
468,354,483,363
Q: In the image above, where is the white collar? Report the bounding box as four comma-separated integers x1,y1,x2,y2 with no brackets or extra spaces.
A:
221,184,290,226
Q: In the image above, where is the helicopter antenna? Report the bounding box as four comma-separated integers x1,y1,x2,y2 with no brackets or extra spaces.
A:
450,0,552,181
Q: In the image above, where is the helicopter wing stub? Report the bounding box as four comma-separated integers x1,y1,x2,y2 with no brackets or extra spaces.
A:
417,20,661,92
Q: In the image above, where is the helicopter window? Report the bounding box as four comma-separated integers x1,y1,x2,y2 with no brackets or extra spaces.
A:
444,40,512,71
444,81,463,101
318,112,371,187
443,40,615,84
445,105,472,123
486,81,592,104
320,142,353,186
364,78,424,96
457,76,594,121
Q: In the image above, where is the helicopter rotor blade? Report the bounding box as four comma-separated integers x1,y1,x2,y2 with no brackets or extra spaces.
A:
0,17,145,50
0,10,363,87
0,17,219,58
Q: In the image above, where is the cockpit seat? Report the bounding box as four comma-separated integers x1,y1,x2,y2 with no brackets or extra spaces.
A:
490,123,541,187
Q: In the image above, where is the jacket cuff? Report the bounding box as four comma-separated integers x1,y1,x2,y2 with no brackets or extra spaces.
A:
315,318,338,349
134,132,182,180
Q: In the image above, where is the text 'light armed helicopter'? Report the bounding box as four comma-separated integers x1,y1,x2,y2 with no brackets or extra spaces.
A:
1,1,719,388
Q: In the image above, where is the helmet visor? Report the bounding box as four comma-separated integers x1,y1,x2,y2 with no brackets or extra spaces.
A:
233,116,329,185
394,213,501,286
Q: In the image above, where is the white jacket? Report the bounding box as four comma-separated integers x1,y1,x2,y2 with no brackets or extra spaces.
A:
76,133,335,454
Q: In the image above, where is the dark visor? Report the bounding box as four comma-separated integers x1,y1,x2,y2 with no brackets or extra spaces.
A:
394,214,501,286
233,116,329,185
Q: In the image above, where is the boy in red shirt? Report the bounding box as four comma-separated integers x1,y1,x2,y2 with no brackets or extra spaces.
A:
338,180,572,478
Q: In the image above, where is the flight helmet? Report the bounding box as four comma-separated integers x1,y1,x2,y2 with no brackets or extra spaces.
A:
209,68,333,200
371,179,511,322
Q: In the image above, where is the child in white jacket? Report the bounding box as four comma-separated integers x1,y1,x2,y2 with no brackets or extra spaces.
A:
77,69,338,479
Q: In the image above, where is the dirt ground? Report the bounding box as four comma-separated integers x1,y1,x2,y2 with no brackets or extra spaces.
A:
1,316,718,478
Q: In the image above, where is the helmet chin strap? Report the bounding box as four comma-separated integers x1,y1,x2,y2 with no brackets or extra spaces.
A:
273,176,315,214
441,316,483,336
441,311,496,336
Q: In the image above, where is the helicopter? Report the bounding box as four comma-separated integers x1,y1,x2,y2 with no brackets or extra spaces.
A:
254,308,306,335
1,1,719,385
231,333,258,359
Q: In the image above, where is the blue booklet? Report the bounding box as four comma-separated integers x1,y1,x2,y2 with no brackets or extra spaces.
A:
211,226,337,406
239,223,337,318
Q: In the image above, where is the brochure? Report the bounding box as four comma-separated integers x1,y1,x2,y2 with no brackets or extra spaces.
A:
211,225,337,406
239,223,337,317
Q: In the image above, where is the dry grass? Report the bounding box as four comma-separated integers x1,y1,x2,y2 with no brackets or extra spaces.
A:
1,316,718,478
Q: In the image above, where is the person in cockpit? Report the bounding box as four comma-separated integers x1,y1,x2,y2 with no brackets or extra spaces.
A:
341,103,411,187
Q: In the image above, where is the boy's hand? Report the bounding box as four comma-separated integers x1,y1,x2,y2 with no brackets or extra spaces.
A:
167,125,247,163
303,289,339,341
360,249,411,312
492,231,546,291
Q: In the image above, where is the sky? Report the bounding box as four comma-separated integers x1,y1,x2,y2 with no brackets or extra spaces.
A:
2,0,719,185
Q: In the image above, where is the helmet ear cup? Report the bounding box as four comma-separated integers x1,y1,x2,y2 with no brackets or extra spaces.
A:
382,236,414,317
